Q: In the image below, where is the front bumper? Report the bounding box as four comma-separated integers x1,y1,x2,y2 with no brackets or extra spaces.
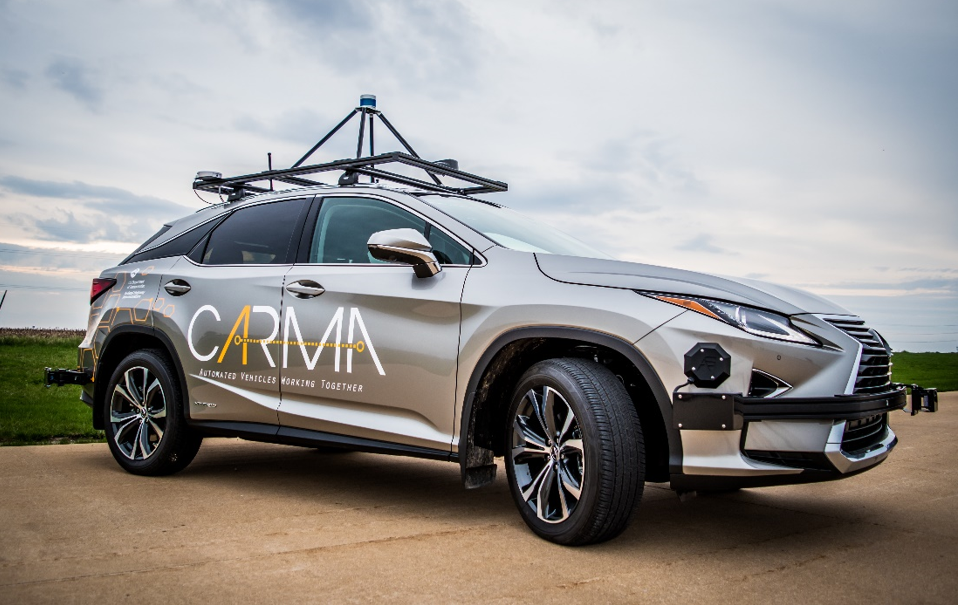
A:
671,386,915,490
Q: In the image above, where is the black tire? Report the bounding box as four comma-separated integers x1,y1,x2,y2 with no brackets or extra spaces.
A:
103,349,202,476
504,358,645,545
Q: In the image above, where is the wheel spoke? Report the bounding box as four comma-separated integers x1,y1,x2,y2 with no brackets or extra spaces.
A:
145,378,162,405
535,461,557,522
557,402,575,442
124,370,144,409
520,460,552,503
115,417,140,441
558,460,582,500
148,419,164,442
114,417,140,458
137,422,152,459
110,410,137,424
146,382,167,420
140,370,149,406
556,467,571,520
113,384,140,411
561,438,584,456
527,390,550,442
541,387,558,440
513,416,549,451
512,443,549,459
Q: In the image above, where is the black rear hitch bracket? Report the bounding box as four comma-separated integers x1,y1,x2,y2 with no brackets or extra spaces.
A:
44,368,92,388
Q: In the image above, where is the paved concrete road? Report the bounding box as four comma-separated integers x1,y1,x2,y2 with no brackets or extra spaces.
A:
1,394,955,604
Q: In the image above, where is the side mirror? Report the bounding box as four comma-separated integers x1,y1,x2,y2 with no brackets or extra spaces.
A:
367,228,441,278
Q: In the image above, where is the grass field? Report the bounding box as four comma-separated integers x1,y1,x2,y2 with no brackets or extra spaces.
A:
891,352,958,393
0,330,953,446
0,329,103,445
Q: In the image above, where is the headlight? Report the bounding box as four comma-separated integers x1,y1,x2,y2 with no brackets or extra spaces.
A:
649,294,819,346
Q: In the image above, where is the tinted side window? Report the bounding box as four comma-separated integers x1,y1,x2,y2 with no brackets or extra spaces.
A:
124,217,222,265
309,197,472,265
202,199,306,265
128,225,171,256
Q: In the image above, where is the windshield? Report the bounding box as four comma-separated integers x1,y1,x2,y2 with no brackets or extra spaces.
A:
422,196,610,259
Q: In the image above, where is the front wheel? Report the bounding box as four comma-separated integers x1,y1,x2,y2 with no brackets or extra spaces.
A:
505,358,645,545
103,349,202,476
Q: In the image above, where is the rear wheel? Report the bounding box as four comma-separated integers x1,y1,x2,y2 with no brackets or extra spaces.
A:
505,358,645,545
104,349,202,476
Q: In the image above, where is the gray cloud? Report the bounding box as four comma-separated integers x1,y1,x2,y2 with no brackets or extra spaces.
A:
234,108,333,145
676,234,730,255
1,176,188,216
11,210,157,245
2,67,28,89
502,132,702,214
271,0,372,31
506,176,659,215
45,57,102,110
1,176,191,243
206,0,483,93
581,132,706,194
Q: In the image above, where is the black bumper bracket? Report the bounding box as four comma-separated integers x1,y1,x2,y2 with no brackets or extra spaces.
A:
908,385,938,415
44,368,92,387
673,392,742,431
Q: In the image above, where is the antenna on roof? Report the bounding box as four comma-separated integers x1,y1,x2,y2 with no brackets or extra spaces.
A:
267,152,273,191
193,95,508,200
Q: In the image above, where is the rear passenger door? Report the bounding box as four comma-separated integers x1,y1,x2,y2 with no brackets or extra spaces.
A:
278,195,475,453
154,197,311,426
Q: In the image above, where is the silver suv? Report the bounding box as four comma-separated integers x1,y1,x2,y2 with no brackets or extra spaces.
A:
48,98,936,545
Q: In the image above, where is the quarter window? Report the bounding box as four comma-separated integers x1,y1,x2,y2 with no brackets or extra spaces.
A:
309,197,472,265
202,199,307,265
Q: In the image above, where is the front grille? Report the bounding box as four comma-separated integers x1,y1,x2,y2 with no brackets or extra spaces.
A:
842,414,887,455
824,317,892,394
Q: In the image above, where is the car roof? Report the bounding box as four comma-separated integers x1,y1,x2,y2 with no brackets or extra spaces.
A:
136,184,499,256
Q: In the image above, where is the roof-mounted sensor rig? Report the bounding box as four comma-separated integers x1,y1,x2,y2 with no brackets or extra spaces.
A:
193,95,508,201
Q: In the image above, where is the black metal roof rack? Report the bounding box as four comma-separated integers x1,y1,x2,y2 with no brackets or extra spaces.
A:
193,95,508,200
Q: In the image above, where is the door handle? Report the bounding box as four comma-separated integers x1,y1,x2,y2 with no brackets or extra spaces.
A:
286,280,325,299
164,280,191,296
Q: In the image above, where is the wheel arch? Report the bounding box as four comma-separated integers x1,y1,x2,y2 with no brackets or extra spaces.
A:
92,326,189,430
459,327,680,488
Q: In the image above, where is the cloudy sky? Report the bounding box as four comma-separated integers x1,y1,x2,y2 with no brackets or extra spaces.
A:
0,0,955,351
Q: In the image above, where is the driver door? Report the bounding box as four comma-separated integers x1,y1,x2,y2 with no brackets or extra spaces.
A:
277,195,476,452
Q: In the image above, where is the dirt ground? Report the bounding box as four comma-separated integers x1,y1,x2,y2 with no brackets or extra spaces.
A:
1,393,955,604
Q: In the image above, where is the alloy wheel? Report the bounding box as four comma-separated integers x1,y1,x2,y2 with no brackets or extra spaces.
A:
109,365,167,460
510,385,585,524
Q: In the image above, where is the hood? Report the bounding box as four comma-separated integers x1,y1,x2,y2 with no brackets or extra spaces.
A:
535,254,850,316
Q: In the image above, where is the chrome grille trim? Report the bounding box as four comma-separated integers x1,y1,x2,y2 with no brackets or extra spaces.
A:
821,316,893,394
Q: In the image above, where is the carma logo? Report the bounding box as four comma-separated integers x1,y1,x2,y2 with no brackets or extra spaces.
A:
187,305,385,375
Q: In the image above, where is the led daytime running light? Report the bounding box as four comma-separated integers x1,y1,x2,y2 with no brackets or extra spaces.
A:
653,294,818,346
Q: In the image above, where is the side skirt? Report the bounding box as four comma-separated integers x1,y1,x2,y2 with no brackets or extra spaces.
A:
190,421,457,463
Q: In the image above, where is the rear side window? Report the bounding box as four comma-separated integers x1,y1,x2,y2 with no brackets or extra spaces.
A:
124,218,222,265
202,199,307,265
121,224,171,264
